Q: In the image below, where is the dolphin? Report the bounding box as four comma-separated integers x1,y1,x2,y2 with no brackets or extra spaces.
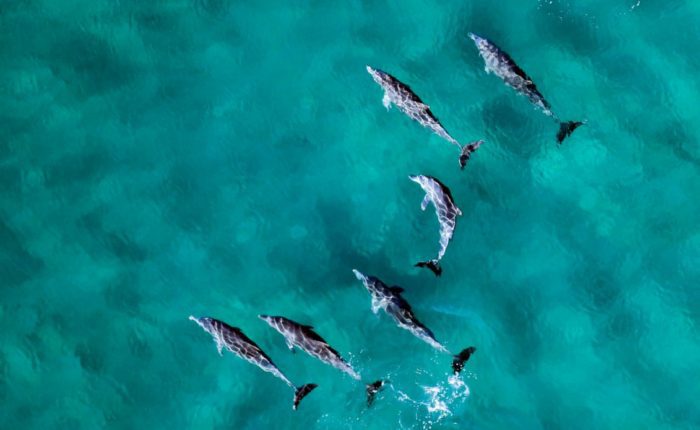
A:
352,269,448,352
352,270,475,373
409,175,462,277
468,33,584,144
366,66,483,167
258,315,361,380
259,315,385,406
189,316,317,410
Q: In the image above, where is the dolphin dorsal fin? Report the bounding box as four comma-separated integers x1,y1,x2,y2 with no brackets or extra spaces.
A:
389,286,404,294
301,324,314,330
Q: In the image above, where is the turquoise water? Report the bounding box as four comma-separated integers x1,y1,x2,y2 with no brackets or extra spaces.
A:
2,0,700,428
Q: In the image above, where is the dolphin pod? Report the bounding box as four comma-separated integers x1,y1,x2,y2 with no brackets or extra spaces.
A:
189,32,586,412
189,316,318,410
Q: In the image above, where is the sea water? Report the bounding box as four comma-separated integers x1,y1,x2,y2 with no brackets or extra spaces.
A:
1,0,699,429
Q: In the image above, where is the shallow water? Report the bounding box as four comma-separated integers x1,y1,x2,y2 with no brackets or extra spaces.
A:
1,0,699,428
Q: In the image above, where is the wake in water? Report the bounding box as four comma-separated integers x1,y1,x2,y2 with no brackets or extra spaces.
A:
394,372,473,427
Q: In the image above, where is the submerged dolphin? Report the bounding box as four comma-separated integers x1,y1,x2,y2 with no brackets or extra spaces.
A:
468,33,584,144
352,270,475,373
366,66,483,167
258,315,361,380
409,175,462,276
189,316,317,410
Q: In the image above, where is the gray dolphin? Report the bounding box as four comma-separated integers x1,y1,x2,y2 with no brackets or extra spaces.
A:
409,175,462,277
468,33,584,144
258,315,361,380
351,270,475,373
259,315,385,406
366,66,483,166
189,316,317,410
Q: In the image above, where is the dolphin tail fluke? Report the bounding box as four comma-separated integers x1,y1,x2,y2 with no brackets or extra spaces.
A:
415,259,442,277
452,346,476,375
293,384,318,410
556,120,585,144
366,380,386,407
459,140,484,169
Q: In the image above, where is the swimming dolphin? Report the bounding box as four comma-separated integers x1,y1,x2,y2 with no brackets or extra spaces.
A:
367,66,483,166
352,270,475,373
259,315,385,406
468,33,584,144
409,175,462,276
352,269,447,352
258,315,361,380
189,316,317,410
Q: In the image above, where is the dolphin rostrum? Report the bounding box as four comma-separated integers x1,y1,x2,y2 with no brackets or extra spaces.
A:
409,175,462,276
189,316,317,410
258,315,361,380
366,66,482,167
468,33,584,144
352,270,475,373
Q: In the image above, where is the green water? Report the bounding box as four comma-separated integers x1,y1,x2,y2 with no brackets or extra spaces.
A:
2,0,699,428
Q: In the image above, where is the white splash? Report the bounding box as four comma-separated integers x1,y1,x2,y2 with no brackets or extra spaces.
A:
422,385,451,418
447,374,471,396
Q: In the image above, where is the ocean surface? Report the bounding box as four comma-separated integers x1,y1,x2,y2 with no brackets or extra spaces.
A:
2,0,699,428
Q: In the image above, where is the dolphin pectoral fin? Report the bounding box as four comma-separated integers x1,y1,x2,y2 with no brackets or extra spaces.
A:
382,93,391,109
420,195,430,211
371,297,382,314
286,340,296,354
